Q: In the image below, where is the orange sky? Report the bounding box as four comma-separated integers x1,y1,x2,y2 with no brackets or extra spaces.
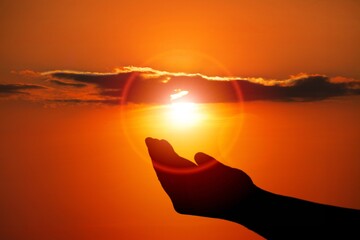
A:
1,1,360,240
1,99,360,240
1,0,359,78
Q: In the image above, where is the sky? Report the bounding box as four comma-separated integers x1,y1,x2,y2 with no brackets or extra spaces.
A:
1,1,360,240
1,0,360,78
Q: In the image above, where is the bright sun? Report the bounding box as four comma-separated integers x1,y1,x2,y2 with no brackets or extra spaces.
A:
168,102,202,127
167,90,204,127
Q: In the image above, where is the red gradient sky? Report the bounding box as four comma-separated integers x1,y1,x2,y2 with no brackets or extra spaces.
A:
1,1,359,240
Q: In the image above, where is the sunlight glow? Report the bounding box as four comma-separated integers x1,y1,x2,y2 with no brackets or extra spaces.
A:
168,102,202,127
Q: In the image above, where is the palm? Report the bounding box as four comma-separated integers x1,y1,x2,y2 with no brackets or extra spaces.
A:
145,138,255,219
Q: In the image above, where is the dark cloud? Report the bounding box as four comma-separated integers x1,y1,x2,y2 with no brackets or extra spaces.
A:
236,75,359,102
98,89,123,97
6,67,358,104
50,79,87,88
50,71,134,89
46,67,360,104
0,83,47,95
47,98,120,105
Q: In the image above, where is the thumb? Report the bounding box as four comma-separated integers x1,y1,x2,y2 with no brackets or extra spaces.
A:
194,152,218,166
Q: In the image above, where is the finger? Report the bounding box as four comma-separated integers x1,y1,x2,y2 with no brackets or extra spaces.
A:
194,152,218,166
145,137,195,168
145,137,176,160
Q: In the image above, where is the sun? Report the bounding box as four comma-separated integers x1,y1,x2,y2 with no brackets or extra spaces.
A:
167,90,203,127
168,102,201,127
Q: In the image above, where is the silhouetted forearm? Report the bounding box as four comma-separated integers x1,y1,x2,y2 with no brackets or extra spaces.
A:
225,187,360,240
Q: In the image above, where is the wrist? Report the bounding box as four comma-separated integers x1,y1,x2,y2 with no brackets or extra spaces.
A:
222,185,268,224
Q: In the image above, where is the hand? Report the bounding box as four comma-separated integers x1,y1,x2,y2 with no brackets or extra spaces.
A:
145,137,360,239
145,137,257,220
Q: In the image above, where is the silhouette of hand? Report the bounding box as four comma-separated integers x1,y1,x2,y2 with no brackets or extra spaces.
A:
145,137,257,220
145,137,360,239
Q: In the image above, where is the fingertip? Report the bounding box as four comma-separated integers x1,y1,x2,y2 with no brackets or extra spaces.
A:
145,138,174,156
145,137,152,145
145,137,158,146
194,152,216,165
194,152,205,160
159,139,170,146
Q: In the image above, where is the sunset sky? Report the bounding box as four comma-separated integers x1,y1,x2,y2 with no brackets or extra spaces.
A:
1,1,359,240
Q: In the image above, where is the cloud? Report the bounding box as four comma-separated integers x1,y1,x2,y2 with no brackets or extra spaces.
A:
45,70,134,89
0,83,47,95
47,98,120,105
4,66,360,104
43,67,360,104
50,79,87,88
